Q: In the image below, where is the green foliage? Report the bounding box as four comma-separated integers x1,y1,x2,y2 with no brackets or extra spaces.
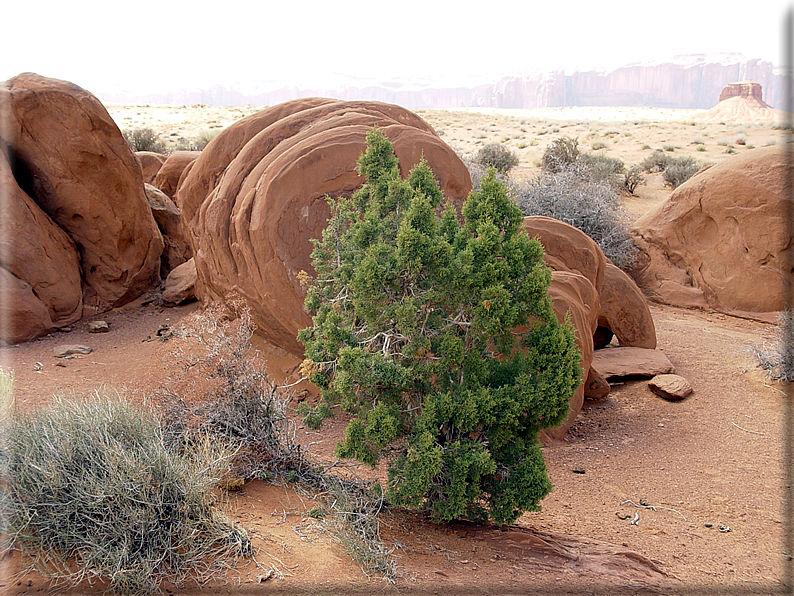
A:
541,136,581,172
122,127,167,154
299,128,581,524
1,393,250,595
475,143,520,175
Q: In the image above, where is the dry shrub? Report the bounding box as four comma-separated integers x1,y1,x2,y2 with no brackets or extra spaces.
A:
123,128,167,154
0,391,250,595
158,303,398,581
513,165,638,268
157,302,307,481
747,309,794,384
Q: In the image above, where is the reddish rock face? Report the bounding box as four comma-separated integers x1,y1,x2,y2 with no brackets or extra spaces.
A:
631,145,792,320
543,270,600,440
0,149,83,343
0,73,163,330
521,216,607,294
153,151,200,198
135,151,167,185
178,99,471,356
718,80,764,103
598,263,656,349
144,184,191,276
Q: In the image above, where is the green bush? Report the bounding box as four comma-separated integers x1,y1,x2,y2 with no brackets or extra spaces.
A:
298,128,581,524
1,393,250,595
475,143,519,175
122,128,167,154
541,136,580,172
663,156,701,188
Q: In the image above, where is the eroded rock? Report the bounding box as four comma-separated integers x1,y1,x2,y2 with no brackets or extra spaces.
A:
591,347,675,379
648,374,693,401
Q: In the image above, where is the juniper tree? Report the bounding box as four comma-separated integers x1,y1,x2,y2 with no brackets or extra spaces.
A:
298,128,581,524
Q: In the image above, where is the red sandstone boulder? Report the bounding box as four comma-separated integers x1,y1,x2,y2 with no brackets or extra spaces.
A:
145,183,191,276
135,151,167,185
597,263,656,349
153,151,200,198
631,145,791,321
591,347,675,379
178,99,471,356
0,73,163,317
162,258,197,306
544,270,600,439
521,216,607,293
0,149,83,343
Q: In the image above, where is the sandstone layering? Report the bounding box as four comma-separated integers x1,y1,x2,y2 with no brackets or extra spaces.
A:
177,98,472,356
0,73,163,343
630,144,792,321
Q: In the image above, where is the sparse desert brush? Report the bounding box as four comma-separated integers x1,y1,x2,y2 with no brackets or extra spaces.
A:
122,127,167,154
158,302,305,481
747,309,794,384
475,142,520,175
663,155,702,188
623,165,646,195
541,136,581,172
639,149,670,173
0,392,250,595
591,141,608,150
514,165,638,268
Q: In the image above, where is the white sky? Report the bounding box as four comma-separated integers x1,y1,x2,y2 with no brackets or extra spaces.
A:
2,1,792,94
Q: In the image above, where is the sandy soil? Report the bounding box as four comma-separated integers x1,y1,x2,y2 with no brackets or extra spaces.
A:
1,106,790,595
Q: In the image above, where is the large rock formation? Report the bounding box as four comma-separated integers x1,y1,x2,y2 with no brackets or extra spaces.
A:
694,80,783,123
104,56,785,110
521,216,658,438
153,151,201,198
135,151,167,185
0,150,83,343
630,144,792,321
0,73,163,341
178,98,472,356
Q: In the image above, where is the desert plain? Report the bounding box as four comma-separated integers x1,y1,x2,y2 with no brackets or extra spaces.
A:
0,103,790,595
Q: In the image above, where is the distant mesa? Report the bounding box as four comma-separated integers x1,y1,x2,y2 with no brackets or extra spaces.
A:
693,80,785,123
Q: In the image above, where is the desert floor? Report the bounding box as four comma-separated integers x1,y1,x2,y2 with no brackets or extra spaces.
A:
0,105,790,595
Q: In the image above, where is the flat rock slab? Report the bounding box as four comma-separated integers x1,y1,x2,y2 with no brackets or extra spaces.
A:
649,374,693,400
53,344,93,357
591,347,675,379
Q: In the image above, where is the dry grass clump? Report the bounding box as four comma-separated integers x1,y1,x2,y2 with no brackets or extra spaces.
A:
0,387,250,595
122,127,167,154
747,309,794,384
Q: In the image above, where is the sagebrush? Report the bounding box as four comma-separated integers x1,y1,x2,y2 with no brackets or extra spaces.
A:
0,392,250,595
475,143,519,175
123,127,167,154
747,309,794,384
513,165,638,268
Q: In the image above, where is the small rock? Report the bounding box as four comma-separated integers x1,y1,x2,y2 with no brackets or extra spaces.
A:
88,320,109,333
58,326,73,333
53,344,93,358
572,467,586,474
648,374,693,401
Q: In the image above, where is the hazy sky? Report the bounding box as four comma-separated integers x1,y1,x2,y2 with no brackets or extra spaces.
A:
3,0,791,94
